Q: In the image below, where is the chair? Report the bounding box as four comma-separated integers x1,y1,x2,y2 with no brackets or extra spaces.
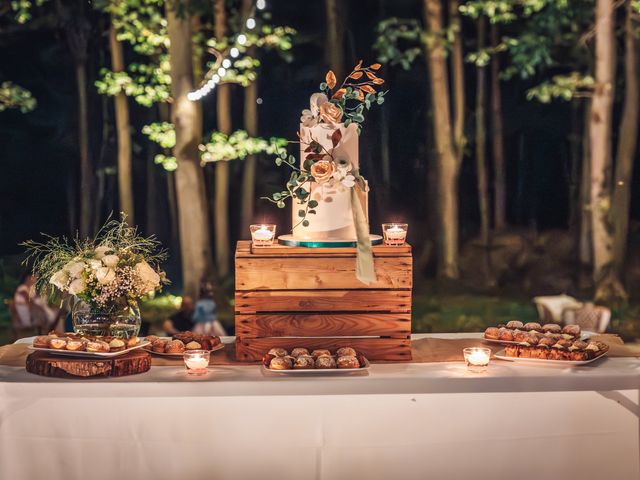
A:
563,304,611,333
533,294,583,323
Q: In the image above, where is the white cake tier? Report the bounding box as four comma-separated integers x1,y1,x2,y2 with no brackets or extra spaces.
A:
292,122,368,241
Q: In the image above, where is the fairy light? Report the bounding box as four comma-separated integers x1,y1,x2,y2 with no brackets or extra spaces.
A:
188,1,262,101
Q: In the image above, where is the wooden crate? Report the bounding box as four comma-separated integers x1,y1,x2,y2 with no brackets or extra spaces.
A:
234,240,412,361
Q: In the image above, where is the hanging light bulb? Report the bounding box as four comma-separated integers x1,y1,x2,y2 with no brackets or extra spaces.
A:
222,58,231,68
217,67,227,77
230,47,240,58
256,0,266,10
237,34,247,45
246,17,256,29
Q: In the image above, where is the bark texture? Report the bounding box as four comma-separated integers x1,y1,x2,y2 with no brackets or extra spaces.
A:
490,23,506,231
325,0,345,80
475,18,490,245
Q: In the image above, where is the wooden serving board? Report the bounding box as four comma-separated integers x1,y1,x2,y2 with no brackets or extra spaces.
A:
25,350,152,378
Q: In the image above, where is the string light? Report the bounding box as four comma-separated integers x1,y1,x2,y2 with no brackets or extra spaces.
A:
246,18,256,29
230,47,239,58
217,67,227,77
237,34,247,45
256,97,263,104
256,0,266,10
222,58,231,68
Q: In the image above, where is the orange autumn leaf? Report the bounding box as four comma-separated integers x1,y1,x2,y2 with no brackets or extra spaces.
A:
350,71,364,79
360,84,376,94
355,60,363,70
370,63,381,70
332,88,347,100
355,88,365,101
365,71,377,80
326,70,337,89
372,77,385,85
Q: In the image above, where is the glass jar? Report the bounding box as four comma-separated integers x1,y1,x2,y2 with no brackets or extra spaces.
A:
72,302,141,338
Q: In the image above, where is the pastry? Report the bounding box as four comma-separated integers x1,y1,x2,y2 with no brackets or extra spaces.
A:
152,339,168,353
146,335,159,344
498,328,514,342
562,324,581,337
542,323,562,334
108,338,126,352
291,347,310,358
66,339,86,351
524,322,542,332
126,336,139,348
293,355,315,369
554,338,573,349
315,355,336,369
49,338,67,350
484,327,500,339
336,355,359,369
523,333,540,346
268,347,288,357
311,349,332,359
33,336,51,349
173,331,194,344
513,330,527,342
506,320,524,329
86,340,110,352
269,356,292,370
166,340,185,354
185,341,202,350
336,347,357,357
538,336,555,348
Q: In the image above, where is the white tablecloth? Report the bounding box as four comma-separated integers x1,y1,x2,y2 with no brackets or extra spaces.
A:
1,334,639,480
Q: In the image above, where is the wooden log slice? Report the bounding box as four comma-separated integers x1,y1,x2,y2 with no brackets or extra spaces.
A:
25,350,152,378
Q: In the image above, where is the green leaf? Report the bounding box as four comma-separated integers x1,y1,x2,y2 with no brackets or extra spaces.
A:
276,200,285,208
302,220,309,227
275,157,283,166
298,209,306,218
308,200,318,208
273,192,282,200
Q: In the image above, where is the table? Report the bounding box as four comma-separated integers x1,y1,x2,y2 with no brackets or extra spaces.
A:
1,334,638,480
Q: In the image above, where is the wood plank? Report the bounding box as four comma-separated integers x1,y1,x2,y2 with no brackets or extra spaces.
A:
25,350,151,378
236,240,411,258
235,256,413,290
236,313,411,338
235,290,412,313
235,337,412,362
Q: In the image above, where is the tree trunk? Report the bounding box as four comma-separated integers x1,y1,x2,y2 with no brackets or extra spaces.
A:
325,0,345,80
109,21,134,225
612,0,639,276
449,0,465,160
490,23,506,231
166,5,214,299
476,18,490,245
589,0,625,301
423,0,460,279
214,0,231,279
75,61,92,237
579,100,593,283
240,0,258,232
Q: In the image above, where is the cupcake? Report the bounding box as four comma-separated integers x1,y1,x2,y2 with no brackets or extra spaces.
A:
293,355,315,369
336,356,359,369
315,355,336,369
336,347,357,357
291,348,310,358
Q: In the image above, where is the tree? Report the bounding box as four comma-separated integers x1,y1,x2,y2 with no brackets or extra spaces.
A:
325,0,345,80
490,23,506,231
166,1,214,298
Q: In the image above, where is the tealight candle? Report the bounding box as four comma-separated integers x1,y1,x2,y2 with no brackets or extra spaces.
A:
463,347,491,373
382,223,408,246
183,350,210,375
250,224,276,247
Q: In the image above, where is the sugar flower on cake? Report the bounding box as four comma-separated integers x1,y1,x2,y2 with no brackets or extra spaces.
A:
310,159,335,184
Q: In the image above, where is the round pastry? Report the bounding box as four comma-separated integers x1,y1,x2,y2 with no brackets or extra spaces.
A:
268,347,288,357
33,336,51,349
336,355,360,369
538,336,556,348
524,322,542,332
506,320,524,329
562,324,581,337
173,331,194,344
86,340,110,352
108,338,126,352
262,353,275,367
315,355,336,369
49,338,67,350
571,340,588,350
291,347,310,358
336,347,357,357
185,341,202,350
166,339,185,354
269,356,292,370
152,339,168,353
146,335,159,344
523,333,540,345
293,355,315,369
542,323,562,334
513,330,527,342
126,336,139,348
484,327,500,339
311,349,332,359
498,328,514,341
66,339,86,351
554,338,573,349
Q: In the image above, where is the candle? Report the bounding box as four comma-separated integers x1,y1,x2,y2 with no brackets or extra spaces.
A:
382,223,408,246
183,350,210,375
250,224,276,247
463,347,491,373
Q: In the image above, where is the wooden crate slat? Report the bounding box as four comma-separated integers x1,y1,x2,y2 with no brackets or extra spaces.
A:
235,290,411,314
241,241,412,257
236,337,412,362
236,256,412,290
236,313,411,338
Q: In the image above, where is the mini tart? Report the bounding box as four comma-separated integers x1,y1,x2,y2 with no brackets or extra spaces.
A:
49,338,67,350
108,338,126,352
268,347,288,357
126,336,139,348
152,339,169,353
291,347,310,358
542,323,562,334
311,349,332,359
166,339,185,354
336,347,357,357
33,336,51,349
506,320,524,329
484,327,500,339
524,322,542,332
336,355,360,369
269,356,292,370
86,340,110,353
315,355,336,369
185,341,202,350
293,355,315,369
66,339,86,351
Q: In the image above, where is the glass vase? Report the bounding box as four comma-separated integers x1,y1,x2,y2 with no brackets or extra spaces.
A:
72,302,141,338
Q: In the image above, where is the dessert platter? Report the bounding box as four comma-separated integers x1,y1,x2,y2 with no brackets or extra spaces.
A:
262,346,370,375
483,320,586,346
28,331,149,358
495,339,609,366
143,331,223,357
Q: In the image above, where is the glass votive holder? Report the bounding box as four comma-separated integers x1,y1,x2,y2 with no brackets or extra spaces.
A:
382,223,408,246
183,349,210,375
463,347,491,373
250,224,276,247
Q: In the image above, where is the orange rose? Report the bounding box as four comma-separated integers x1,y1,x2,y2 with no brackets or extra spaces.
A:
310,159,335,184
319,101,343,125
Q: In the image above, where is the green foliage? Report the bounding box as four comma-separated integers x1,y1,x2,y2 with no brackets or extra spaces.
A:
10,0,46,24
373,18,423,70
526,73,594,103
95,59,172,106
0,81,36,113
142,122,177,171
200,130,287,163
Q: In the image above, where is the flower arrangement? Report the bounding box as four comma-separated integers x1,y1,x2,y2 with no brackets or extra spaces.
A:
263,61,387,227
23,216,168,313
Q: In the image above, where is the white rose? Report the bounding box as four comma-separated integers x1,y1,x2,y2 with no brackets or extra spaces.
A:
95,267,116,285
64,261,85,278
49,270,69,290
68,278,86,295
94,245,112,259
101,254,120,268
135,261,160,293
87,259,102,270
300,109,318,127
309,92,328,117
